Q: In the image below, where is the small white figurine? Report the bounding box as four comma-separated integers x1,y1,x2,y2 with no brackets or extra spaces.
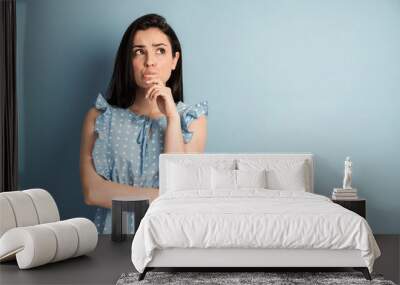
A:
342,156,352,189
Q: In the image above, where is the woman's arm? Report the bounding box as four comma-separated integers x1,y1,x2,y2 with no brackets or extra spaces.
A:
79,108,159,209
164,114,207,153
144,78,207,154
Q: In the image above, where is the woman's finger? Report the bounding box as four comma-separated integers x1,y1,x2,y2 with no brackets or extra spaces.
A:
151,90,160,102
144,86,153,98
145,85,158,99
149,87,161,101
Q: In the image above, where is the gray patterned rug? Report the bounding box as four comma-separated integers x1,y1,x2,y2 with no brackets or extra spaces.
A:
116,271,396,285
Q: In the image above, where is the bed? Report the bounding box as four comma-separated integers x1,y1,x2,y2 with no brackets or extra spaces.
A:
131,153,380,281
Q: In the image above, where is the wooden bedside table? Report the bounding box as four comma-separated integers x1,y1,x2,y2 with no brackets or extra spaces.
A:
332,198,366,218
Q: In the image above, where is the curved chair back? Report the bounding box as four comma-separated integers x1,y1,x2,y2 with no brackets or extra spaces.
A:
0,189,60,238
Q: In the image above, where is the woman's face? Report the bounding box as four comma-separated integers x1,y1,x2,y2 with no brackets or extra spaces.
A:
131,27,180,89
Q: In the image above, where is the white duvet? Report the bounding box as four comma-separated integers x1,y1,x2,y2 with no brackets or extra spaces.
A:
131,189,380,273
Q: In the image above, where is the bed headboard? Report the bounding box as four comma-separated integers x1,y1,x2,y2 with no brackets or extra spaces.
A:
159,153,314,195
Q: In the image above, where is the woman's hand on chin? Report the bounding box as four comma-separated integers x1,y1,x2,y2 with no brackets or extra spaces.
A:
144,77,179,119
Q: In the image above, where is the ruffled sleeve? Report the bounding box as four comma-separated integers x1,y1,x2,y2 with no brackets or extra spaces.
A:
94,94,111,140
92,93,112,180
95,93,109,111
178,100,208,143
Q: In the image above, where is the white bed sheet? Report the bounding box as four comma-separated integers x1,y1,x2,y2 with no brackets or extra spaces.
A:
131,189,380,273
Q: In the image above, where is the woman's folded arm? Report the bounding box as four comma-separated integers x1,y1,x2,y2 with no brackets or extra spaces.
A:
79,108,159,209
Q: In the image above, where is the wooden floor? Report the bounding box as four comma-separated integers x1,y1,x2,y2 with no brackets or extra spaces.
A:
374,235,400,284
0,235,398,285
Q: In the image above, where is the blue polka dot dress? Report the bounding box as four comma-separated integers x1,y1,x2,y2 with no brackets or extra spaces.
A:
92,94,208,234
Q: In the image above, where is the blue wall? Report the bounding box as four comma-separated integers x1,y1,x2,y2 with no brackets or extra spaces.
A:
17,0,400,234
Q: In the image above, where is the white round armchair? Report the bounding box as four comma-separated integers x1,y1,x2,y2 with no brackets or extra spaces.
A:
0,189,98,269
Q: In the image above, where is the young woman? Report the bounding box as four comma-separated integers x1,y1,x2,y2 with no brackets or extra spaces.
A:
79,14,208,234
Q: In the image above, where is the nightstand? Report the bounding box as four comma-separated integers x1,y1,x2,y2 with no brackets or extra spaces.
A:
111,197,149,242
332,198,366,218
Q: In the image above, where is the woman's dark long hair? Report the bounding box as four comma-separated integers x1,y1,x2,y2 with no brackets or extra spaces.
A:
106,14,183,108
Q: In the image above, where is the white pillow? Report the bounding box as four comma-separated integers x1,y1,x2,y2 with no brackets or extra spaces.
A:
266,164,306,191
167,163,212,191
211,168,236,190
211,169,268,190
238,159,308,191
236,169,268,188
